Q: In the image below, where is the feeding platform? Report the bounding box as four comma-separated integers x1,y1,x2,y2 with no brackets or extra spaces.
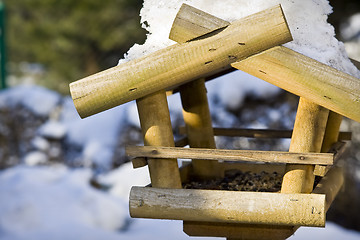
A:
69,3,359,240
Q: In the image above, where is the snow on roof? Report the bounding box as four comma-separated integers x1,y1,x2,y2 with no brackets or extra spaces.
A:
120,0,360,78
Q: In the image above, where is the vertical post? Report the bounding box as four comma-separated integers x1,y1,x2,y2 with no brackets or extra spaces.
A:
321,111,343,152
136,91,182,189
179,78,219,179
281,98,329,194
0,1,6,89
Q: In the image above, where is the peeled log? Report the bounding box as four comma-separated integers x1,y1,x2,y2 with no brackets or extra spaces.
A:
232,46,360,123
70,5,292,118
129,186,326,227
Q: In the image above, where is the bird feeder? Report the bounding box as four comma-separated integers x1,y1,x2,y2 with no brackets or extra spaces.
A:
69,4,359,240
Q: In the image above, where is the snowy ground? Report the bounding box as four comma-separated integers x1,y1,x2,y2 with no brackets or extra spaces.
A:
1,164,360,240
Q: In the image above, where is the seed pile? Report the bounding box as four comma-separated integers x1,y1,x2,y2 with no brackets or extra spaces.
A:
183,170,283,192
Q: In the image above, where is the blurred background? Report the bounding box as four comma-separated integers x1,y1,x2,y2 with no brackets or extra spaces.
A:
3,0,360,94
0,0,360,239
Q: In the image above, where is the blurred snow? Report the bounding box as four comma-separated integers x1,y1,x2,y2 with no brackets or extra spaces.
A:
0,164,359,240
0,85,61,117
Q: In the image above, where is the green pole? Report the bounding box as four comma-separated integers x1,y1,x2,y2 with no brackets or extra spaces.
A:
0,1,6,89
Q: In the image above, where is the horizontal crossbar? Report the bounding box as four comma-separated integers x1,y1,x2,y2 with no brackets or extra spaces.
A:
127,146,333,165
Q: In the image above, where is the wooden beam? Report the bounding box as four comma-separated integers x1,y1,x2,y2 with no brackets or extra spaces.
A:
70,5,292,118
136,91,182,189
281,98,329,194
129,187,326,227
232,46,360,123
126,146,334,165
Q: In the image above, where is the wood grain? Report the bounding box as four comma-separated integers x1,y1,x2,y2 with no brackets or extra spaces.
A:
126,146,334,165
129,186,326,227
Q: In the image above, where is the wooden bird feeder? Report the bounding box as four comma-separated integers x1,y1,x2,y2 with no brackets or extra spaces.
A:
69,4,360,240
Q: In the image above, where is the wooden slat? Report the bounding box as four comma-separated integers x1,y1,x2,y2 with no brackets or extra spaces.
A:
126,146,334,165
70,5,292,118
129,186,326,227
178,127,352,140
232,46,360,123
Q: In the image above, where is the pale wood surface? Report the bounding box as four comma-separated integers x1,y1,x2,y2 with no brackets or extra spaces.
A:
129,186,325,227
126,145,334,165
70,5,292,118
136,91,182,189
281,98,329,194
232,46,360,123
169,3,230,43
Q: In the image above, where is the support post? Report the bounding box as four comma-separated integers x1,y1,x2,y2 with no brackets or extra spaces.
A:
179,79,219,178
281,98,329,194
136,91,182,188
321,111,343,153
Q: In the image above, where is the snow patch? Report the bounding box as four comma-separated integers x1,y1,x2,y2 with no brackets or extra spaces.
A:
0,85,61,116
0,166,129,240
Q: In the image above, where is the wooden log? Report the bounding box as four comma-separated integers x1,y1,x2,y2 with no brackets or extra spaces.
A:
126,145,334,165
70,5,292,118
183,222,295,239
136,91,182,189
232,46,360,123
169,3,230,43
179,79,220,178
315,112,344,176
129,186,326,227
281,98,329,194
